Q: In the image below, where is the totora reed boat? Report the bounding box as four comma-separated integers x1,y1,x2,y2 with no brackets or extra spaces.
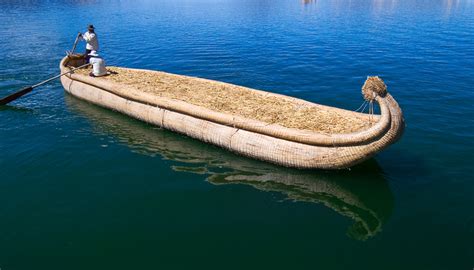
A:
60,55,404,169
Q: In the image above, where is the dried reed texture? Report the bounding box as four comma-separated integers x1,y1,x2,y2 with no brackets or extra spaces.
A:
362,76,387,101
75,67,373,134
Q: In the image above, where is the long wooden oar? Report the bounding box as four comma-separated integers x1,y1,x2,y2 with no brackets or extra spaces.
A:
71,33,81,54
0,62,90,106
67,33,81,55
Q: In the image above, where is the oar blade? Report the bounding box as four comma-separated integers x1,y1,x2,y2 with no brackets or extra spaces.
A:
0,86,34,105
0,62,89,106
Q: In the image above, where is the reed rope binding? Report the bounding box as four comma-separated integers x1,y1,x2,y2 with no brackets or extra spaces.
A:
361,76,387,123
362,76,387,102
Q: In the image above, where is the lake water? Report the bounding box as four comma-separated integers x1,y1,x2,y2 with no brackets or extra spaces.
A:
0,0,473,269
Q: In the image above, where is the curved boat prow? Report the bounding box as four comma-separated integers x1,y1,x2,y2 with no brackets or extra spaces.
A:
330,76,405,167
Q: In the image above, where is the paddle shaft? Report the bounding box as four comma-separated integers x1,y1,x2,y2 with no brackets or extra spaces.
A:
71,33,81,54
0,63,90,106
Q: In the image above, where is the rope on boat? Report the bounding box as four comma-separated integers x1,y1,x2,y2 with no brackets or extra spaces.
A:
360,76,388,123
362,76,387,102
369,100,374,122
354,100,368,112
358,101,369,114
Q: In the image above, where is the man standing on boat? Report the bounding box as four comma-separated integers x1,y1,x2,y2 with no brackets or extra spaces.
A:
78,24,99,63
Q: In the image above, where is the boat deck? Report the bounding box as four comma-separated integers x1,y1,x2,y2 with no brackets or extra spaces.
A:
74,66,375,134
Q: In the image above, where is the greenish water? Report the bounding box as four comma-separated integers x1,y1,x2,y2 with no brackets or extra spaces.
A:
0,0,473,269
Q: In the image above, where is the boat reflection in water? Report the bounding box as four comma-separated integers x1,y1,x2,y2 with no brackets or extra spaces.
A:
66,96,394,241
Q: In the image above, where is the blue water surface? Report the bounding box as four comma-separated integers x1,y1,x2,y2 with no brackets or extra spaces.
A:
0,0,473,269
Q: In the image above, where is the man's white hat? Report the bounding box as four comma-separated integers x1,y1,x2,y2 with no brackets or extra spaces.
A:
88,50,99,57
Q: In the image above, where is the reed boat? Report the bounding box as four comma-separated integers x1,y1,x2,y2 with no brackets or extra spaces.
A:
60,55,404,169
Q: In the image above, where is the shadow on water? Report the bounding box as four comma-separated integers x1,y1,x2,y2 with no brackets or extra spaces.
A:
0,104,34,113
65,96,394,241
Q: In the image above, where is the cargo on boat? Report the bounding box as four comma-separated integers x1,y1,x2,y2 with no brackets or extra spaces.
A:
60,55,404,169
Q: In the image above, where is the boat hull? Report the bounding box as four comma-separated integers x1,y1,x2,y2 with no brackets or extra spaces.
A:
60,57,404,169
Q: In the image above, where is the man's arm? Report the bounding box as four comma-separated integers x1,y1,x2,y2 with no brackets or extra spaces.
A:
82,32,95,42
